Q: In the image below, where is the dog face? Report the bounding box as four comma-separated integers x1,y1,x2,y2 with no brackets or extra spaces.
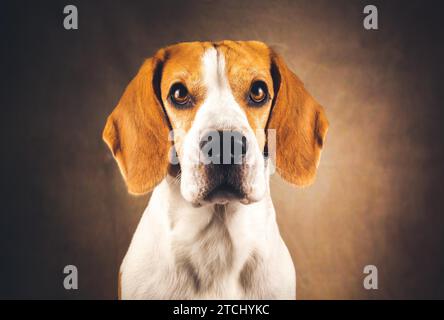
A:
103,41,328,206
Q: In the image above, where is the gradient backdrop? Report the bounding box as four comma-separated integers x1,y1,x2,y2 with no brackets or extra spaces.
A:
1,0,444,299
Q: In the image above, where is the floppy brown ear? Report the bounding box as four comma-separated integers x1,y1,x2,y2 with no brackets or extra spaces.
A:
103,53,171,194
268,53,329,186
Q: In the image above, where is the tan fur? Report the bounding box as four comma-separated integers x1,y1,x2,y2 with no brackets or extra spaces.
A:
160,42,212,158
217,41,275,150
102,51,171,194
267,52,329,186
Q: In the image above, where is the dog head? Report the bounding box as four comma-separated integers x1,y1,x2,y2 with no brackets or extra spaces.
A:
103,41,328,206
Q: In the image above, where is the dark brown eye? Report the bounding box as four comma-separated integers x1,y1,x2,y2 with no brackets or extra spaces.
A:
170,83,190,106
249,81,268,104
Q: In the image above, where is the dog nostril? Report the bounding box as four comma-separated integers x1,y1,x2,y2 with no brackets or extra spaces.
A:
199,130,248,164
239,135,248,157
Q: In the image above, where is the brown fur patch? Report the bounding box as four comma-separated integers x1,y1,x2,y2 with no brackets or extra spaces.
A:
239,251,261,293
102,51,171,194
267,51,329,186
216,41,275,151
160,42,213,158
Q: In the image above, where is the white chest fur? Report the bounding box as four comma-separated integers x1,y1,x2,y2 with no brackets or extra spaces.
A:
119,178,296,299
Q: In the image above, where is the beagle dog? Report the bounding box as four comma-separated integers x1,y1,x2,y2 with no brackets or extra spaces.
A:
103,41,328,299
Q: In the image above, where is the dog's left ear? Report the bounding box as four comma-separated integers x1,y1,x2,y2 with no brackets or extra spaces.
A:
102,51,171,195
268,52,329,186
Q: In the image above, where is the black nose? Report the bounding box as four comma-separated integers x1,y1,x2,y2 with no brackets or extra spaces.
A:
199,130,247,165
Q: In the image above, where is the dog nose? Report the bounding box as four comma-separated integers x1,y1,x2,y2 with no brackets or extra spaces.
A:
199,130,247,164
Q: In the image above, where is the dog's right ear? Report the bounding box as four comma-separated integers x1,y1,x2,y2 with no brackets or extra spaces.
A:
103,51,171,195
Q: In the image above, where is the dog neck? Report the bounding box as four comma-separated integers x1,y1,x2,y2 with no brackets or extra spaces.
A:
150,173,276,295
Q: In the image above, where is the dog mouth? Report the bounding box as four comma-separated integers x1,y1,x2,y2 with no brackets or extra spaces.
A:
185,163,258,207
202,183,245,205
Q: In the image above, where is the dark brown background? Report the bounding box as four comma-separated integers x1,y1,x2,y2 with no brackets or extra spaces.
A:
1,0,444,299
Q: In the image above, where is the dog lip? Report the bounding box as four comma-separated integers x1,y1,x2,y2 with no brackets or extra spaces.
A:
203,183,244,204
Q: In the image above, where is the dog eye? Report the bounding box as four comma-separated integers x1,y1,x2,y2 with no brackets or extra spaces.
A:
249,81,268,104
169,83,190,106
